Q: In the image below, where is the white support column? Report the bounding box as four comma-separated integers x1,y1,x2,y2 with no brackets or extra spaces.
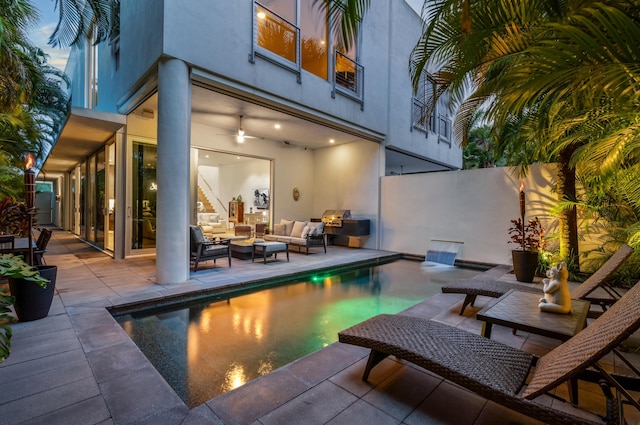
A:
156,58,191,284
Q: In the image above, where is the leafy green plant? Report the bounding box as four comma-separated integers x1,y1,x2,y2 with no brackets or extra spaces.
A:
0,254,49,287
0,254,47,363
0,287,14,363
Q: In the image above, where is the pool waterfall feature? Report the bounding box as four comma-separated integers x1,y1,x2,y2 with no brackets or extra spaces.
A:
425,239,464,265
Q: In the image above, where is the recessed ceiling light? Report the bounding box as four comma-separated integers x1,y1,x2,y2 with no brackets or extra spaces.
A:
329,139,335,144
274,123,281,130
205,155,209,158
236,156,240,160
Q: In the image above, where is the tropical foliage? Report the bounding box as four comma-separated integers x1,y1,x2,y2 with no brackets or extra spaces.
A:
0,288,13,362
0,0,70,199
409,0,640,270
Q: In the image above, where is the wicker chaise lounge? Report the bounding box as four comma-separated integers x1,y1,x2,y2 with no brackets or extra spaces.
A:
339,280,640,425
442,244,634,315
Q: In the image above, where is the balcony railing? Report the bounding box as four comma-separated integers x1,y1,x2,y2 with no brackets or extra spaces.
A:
332,50,364,106
251,2,302,82
412,97,434,133
436,114,452,146
251,2,364,106
412,98,452,147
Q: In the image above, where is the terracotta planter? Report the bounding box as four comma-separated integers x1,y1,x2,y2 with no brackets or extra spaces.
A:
512,250,538,283
8,265,57,322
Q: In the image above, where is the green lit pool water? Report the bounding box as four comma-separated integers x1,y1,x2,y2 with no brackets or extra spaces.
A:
115,259,478,407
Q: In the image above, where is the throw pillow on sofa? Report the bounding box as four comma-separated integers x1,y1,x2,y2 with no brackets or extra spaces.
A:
280,219,294,235
290,221,307,238
301,226,311,239
307,222,324,236
273,224,286,236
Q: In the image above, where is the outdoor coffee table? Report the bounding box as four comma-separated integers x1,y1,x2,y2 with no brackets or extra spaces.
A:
253,241,289,263
229,239,255,260
476,289,590,341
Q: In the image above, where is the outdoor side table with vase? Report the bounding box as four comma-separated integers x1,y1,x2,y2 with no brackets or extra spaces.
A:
476,289,590,341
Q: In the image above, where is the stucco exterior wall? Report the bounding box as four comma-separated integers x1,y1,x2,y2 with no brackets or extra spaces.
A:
381,164,559,264
384,1,463,169
313,141,381,248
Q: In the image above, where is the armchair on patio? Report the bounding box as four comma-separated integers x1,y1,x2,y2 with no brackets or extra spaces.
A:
189,225,231,272
33,228,52,265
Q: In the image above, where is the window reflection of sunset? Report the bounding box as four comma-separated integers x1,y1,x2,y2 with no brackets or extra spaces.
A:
199,309,212,332
223,363,247,392
187,324,199,364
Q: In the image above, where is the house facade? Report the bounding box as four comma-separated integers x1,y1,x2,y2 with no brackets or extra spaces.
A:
42,0,462,283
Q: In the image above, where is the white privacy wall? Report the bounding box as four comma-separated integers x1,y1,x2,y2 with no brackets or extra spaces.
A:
313,141,381,249
380,164,559,265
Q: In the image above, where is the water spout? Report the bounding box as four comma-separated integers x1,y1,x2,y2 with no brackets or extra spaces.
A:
425,240,463,266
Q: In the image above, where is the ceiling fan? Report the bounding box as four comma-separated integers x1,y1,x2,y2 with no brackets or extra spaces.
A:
217,115,263,143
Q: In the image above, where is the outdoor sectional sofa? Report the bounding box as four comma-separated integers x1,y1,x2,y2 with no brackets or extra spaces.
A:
264,219,326,254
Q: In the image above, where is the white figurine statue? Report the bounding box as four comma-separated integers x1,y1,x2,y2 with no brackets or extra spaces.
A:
538,261,571,314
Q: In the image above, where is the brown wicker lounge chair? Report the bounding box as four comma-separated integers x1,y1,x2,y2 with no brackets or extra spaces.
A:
442,244,634,315
339,280,640,425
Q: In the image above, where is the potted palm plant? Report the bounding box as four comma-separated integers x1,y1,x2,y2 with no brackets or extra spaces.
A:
0,254,55,322
508,217,546,283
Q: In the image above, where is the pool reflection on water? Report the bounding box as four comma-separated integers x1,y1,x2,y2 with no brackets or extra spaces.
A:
115,259,478,407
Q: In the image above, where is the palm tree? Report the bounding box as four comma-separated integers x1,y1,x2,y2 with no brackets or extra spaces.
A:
48,0,117,48
409,0,640,265
0,0,70,198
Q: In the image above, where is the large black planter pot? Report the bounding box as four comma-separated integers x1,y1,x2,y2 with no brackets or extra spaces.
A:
8,265,57,322
511,250,538,283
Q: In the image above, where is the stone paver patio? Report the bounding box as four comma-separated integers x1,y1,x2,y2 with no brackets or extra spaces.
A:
1,229,639,425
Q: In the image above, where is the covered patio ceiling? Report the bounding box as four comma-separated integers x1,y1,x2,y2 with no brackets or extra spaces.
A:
42,86,450,178
41,107,126,177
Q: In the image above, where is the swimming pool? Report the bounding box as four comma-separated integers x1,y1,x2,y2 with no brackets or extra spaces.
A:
114,260,478,407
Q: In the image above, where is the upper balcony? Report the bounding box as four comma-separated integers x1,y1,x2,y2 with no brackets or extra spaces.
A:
250,1,364,108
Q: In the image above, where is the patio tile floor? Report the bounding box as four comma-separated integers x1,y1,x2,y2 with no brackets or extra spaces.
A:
0,229,638,424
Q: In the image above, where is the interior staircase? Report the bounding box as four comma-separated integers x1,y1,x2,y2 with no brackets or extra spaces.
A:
197,186,216,212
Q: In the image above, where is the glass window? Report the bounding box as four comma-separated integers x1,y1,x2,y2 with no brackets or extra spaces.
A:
257,0,297,63
131,142,157,249
300,0,328,79
256,0,329,79
413,71,436,131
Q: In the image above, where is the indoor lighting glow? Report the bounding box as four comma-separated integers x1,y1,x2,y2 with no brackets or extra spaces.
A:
329,139,335,144
274,122,281,130
257,11,266,19
236,135,245,143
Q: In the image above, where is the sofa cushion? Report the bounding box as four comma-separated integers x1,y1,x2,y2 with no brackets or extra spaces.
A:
280,219,294,236
307,222,324,235
290,221,307,238
273,223,286,236
288,237,307,246
301,226,311,239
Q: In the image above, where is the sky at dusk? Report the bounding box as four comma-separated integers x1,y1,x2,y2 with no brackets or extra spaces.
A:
28,0,70,71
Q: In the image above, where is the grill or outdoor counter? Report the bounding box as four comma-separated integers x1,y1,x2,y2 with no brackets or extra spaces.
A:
321,209,351,227
319,209,370,248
